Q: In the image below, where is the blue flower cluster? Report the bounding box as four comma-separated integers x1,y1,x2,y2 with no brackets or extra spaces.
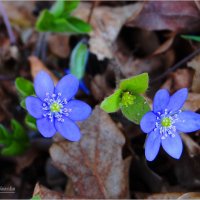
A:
140,88,200,161
25,71,91,141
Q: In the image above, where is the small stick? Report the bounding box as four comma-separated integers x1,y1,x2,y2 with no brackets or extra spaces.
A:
150,47,200,84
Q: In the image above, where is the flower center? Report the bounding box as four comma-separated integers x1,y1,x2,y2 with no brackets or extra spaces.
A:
42,92,72,122
161,117,171,127
154,109,181,140
121,92,135,107
50,102,61,113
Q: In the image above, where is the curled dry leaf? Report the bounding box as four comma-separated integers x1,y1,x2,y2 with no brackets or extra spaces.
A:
50,106,131,199
74,2,144,60
185,92,200,111
187,54,200,93
28,55,58,84
126,1,200,32
177,192,200,199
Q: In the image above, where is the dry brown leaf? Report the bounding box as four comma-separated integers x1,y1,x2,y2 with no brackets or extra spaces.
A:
187,54,200,93
126,1,200,32
146,192,184,199
50,106,130,199
33,183,80,199
177,192,200,199
2,2,35,28
152,34,175,56
28,55,58,84
185,92,200,111
48,34,70,58
74,2,144,60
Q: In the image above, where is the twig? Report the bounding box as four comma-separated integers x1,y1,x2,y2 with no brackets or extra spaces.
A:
150,47,200,84
0,1,16,45
87,1,99,23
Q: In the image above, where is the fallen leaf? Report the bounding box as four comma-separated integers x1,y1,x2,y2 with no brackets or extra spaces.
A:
50,106,131,199
33,183,79,199
187,54,200,93
178,192,200,199
152,34,175,56
47,34,70,59
126,1,200,32
185,92,200,111
28,55,58,84
74,2,144,60
2,1,35,28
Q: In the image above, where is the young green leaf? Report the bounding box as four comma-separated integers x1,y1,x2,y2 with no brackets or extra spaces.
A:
15,77,35,97
25,114,37,131
120,95,150,124
181,35,200,42
31,195,41,200
0,120,29,156
119,73,149,94
70,41,88,79
51,0,80,18
66,16,92,33
100,89,121,113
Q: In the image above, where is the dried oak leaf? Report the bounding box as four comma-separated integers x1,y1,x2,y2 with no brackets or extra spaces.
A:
74,2,144,60
187,54,200,93
28,55,58,84
50,106,130,199
126,1,200,32
33,183,80,199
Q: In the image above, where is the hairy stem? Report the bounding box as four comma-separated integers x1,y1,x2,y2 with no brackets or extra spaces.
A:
0,1,16,45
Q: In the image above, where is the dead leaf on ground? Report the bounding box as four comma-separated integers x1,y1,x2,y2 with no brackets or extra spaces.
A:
185,92,200,111
47,34,70,59
74,2,144,60
2,1,35,28
177,192,200,199
28,55,58,84
126,1,200,33
187,54,200,93
161,69,193,93
33,183,80,199
50,106,131,199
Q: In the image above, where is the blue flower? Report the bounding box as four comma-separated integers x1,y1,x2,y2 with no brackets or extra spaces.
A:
140,88,200,161
25,71,92,141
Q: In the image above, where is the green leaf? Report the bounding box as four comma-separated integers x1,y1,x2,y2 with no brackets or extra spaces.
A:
0,120,29,156
15,77,34,97
20,99,26,109
51,0,80,18
119,73,149,94
181,35,200,42
70,41,88,79
66,16,92,33
36,10,92,34
120,95,150,124
100,89,121,113
36,10,55,32
25,114,37,131
31,195,41,200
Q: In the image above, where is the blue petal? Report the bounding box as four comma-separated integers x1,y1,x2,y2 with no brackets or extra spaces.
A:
153,89,170,113
34,71,54,100
161,133,183,159
166,88,188,113
55,117,81,141
145,129,161,161
55,74,79,101
36,118,56,137
65,100,91,121
140,111,157,133
175,111,200,133
25,97,43,119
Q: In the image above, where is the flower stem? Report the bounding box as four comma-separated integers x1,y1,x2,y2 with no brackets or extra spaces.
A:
0,1,16,45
